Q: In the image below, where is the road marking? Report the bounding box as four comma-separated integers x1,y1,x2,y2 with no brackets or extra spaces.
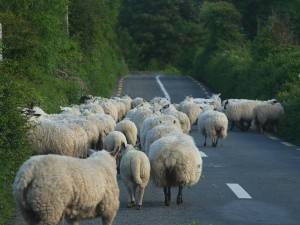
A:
117,78,123,96
200,151,207,157
156,75,171,101
281,142,295,147
227,183,252,199
267,135,280,140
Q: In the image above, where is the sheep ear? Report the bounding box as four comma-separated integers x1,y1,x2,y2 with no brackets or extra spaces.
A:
121,142,126,151
111,146,121,159
173,120,176,124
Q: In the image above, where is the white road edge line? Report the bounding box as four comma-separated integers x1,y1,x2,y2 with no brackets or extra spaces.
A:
156,75,171,101
226,183,252,199
281,142,295,147
200,151,208,157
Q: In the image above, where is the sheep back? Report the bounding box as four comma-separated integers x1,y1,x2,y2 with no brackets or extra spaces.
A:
148,134,202,187
13,151,119,225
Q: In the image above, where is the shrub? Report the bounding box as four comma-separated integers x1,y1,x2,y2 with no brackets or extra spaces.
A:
0,61,33,224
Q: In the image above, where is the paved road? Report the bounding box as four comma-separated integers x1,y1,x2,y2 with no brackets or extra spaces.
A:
12,74,300,225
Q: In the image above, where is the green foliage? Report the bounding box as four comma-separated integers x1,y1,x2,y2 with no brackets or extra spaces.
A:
69,0,128,97
0,61,33,224
117,0,202,70
277,81,300,145
0,0,127,223
190,1,300,144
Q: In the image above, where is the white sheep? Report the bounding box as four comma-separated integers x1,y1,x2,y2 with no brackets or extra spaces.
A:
28,116,89,158
223,99,277,131
59,105,81,116
115,119,138,145
79,102,104,114
144,125,182,155
148,133,202,206
82,112,116,150
197,110,228,147
140,114,182,151
176,101,201,125
13,148,121,225
97,98,119,122
131,97,145,108
103,131,128,152
160,104,191,133
193,93,222,108
103,130,128,173
120,144,150,210
253,102,284,134
110,98,127,121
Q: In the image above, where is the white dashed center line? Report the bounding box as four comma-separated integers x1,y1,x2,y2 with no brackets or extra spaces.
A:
200,151,208,157
227,183,252,199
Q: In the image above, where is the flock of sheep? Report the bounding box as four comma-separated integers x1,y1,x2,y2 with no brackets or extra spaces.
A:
13,93,284,225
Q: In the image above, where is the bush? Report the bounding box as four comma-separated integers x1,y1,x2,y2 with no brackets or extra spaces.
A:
0,61,33,224
276,81,300,145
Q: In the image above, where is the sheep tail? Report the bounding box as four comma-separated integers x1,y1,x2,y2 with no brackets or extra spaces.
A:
13,163,35,210
131,161,144,185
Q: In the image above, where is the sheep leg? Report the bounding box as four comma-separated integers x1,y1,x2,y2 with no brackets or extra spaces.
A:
212,137,216,147
136,185,145,210
102,215,115,225
70,220,79,225
126,184,135,207
176,184,183,205
163,186,171,206
246,121,251,131
203,135,207,147
215,136,219,147
230,121,234,131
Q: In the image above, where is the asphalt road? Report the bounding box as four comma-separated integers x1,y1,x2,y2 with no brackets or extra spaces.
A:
11,74,300,225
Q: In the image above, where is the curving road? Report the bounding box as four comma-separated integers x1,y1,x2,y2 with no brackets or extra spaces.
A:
112,74,300,225
11,74,300,225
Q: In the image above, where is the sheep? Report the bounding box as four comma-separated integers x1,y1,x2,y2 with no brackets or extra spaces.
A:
131,97,145,108
103,131,128,152
223,99,277,131
160,104,191,133
110,98,127,121
119,94,133,113
79,94,93,103
176,101,201,126
144,125,182,155
253,102,284,134
13,147,121,225
82,112,116,150
139,114,182,151
132,107,161,137
125,102,152,120
120,144,150,210
115,119,138,145
98,98,119,122
28,116,89,158
148,133,202,206
79,102,104,114
193,93,222,108
59,105,81,116
103,131,128,173
197,110,228,147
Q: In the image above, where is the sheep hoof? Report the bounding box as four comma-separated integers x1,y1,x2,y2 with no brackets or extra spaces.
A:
127,201,135,208
136,204,142,210
165,201,170,206
176,196,183,205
